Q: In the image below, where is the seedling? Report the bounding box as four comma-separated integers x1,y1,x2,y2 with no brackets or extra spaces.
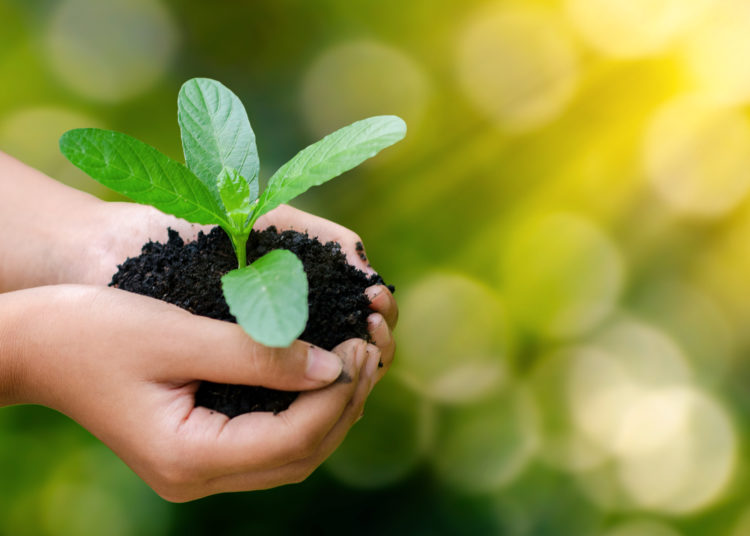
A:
60,77,406,347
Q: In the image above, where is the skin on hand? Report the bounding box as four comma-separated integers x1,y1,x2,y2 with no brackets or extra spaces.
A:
0,285,382,501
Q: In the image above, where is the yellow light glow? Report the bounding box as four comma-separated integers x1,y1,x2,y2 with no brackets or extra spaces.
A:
682,1,750,105
644,94,750,218
46,0,178,102
565,0,712,58
395,272,510,405
502,212,624,339
457,5,580,132
300,40,429,139
695,204,750,324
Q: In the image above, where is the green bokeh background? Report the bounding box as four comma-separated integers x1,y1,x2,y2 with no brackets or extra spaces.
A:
3,0,750,534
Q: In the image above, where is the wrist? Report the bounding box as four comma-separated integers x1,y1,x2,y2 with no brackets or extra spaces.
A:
0,290,30,407
0,152,107,291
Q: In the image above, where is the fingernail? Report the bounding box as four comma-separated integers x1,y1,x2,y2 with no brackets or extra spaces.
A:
365,286,382,303
306,346,343,383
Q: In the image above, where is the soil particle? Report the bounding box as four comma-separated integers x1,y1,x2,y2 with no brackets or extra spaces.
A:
110,226,392,418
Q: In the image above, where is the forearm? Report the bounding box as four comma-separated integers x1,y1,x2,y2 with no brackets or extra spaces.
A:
0,152,105,292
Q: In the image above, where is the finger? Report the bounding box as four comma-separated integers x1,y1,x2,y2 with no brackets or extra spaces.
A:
184,339,368,475
367,314,395,377
161,316,345,390
255,205,375,275
339,236,375,276
365,285,398,329
201,344,381,493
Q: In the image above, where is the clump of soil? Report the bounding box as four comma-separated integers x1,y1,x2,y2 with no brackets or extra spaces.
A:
110,226,392,418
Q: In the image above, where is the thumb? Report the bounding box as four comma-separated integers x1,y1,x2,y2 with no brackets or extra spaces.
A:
167,318,346,391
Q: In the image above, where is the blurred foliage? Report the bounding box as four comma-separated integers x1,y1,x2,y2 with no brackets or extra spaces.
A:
3,0,750,534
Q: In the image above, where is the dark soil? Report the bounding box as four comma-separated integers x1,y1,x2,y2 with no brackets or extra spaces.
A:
110,226,392,418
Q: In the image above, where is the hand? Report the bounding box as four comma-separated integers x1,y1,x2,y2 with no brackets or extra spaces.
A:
0,285,382,501
77,202,398,381
0,152,397,376
256,204,398,382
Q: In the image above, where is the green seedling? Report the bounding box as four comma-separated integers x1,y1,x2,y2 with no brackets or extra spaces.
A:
60,77,406,347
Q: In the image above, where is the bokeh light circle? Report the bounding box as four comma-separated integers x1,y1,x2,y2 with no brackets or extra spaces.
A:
37,445,171,536
616,387,736,513
529,348,609,473
561,317,735,514
565,0,712,58
301,40,429,138
457,5,580,132
0,107,111,197
432,387,538,493
645,95,750,218
396,272,510,404
630,279,735,386
502,212,624,339
325,377,431,489
682,1,750,105
730,508,750,536
599,519,683,536
46,0,178,102
567,317,691,454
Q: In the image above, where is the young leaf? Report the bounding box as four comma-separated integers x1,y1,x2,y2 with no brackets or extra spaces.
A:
222,249,309,347
178,78,259,201
217,166,253,230
251,115,406,223
60,128,230,227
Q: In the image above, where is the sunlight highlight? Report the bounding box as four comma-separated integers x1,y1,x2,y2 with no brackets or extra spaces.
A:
502,213,624,339
682,1,750,105
565,0,711,58
396,272,509,404
616,388,736,513
46,0,178,102
457,5,579,132
645,95,750,217
301,40,429,139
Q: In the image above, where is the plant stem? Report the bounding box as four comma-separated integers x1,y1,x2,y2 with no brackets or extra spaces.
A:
232,234,248,268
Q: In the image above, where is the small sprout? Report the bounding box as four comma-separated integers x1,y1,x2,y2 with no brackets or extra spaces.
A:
59,77,406,347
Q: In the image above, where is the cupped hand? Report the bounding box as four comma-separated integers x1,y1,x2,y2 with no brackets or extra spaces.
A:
1,285,382,501
81,202,398,379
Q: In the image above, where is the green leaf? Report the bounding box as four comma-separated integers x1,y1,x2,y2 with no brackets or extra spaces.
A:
222,249,309,348
252,115,406,223
59,128,229,227
217,166,254,230
178,78,259,201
